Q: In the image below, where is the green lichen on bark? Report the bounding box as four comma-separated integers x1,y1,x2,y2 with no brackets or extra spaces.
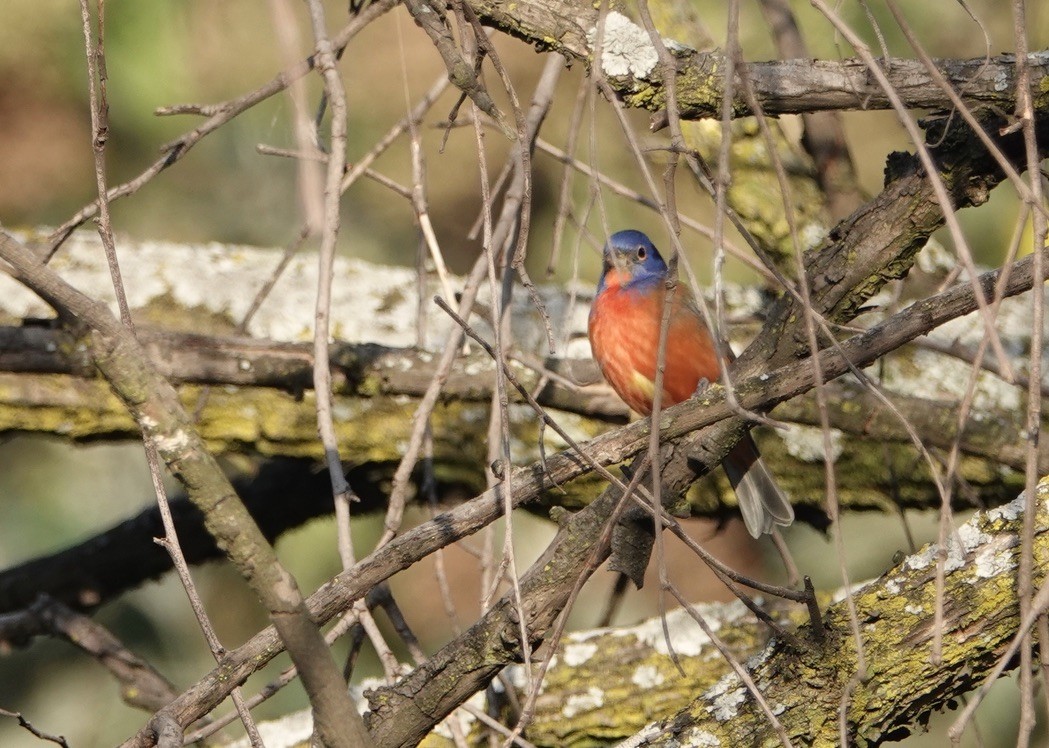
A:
632,484,1048,746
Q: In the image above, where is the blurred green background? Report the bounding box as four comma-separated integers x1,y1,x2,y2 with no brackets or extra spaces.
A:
0,0,1043,745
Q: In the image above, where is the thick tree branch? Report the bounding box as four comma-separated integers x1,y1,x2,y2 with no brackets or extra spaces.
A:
0,324,622,420
465,0,1049,119
626,486,1048,745
461,485,1044,745
0,232,1039,524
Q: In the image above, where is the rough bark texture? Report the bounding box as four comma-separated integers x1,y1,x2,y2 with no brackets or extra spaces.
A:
624,486,1047,746
0,234,1040,527
463,0,1049,119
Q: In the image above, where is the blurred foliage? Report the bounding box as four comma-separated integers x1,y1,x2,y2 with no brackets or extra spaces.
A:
0,0,1043,745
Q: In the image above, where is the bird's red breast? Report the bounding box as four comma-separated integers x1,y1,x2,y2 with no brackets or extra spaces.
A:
588,281,720,416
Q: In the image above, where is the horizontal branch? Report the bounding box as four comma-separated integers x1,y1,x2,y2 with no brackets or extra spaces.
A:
0,324,622,420
0,230,1039,521
1,369,1037,626
466,0,1049,118
0,330,1035,524
6,324,1041,477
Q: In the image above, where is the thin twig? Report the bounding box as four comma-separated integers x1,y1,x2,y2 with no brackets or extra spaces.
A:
302,0,394,732
0,708,69,748
77,1,262,742
46,0,399,256
1009,1,1047,743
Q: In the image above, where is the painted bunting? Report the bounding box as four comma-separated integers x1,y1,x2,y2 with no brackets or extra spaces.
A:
587,229,794,537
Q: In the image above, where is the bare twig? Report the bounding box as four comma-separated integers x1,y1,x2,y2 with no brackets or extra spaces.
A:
1008,1,1047,743
46,0,399,256
0,708,69,748
76,1,262,742
300,0,378,742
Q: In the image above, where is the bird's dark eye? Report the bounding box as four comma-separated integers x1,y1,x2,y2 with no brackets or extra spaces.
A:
636,245,647,261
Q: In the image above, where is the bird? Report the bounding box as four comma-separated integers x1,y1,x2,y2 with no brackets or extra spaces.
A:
587,229,794,538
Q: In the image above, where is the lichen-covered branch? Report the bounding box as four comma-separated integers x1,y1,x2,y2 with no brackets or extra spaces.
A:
0,232,1042,524
464,0,1049,120
620,485,1048,746
471,483,1046,745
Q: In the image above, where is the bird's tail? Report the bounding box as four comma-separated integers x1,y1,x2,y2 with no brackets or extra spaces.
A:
722,434,795,538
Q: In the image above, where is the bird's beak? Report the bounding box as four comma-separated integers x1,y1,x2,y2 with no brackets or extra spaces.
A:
604,249,632,273
601,250,634,289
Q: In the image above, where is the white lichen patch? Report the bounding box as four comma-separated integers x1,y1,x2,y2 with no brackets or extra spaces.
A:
830,579,873,602
352,676,384,712
744,645,773,670
563,640,599,667
431,692,486,739
994,68,1009,91
226,709,313,748
974,546,1015,578
878,286,1047,419
684,727,722,746
720,283,764,317
906,531,967,573
614,722,663,747
614,601,747,657
902,498,1026,580
562,686,605,718
800,222,828,252
905,603,924,615
153,428,192,453
587,12,659,78
567,627,609,642
631,664,665,689
916,237,954,274
704,673,747,721
884,347,1021,416
503,664,530,690
987,495,1025,522
781,423,843,463
957,521,991,553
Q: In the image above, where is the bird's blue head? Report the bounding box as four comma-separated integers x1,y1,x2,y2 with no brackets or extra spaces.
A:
597,230,668,293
